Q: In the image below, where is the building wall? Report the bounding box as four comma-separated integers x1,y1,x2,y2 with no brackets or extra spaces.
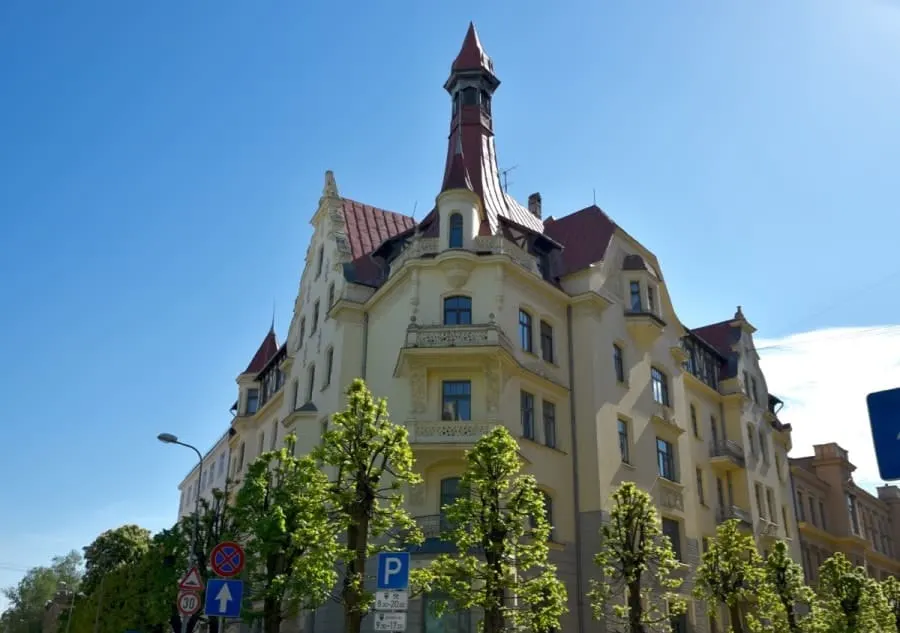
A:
177,432,231,519
791,443,900,583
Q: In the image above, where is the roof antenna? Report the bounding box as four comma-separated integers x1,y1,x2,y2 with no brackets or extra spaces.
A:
499,165,518,193
592,188,596,206
412,200,418,220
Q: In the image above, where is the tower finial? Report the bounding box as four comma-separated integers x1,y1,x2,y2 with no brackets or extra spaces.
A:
270,300,276,333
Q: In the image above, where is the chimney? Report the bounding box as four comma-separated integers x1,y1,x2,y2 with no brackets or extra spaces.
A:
528,192,542,219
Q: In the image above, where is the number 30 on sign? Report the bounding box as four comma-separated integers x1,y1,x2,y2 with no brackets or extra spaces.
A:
177,591,201,616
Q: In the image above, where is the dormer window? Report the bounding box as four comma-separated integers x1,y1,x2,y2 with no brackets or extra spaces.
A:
246,388,259,415
448,213,464,248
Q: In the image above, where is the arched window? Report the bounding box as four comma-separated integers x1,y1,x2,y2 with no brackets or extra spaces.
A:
448,213,464,249
440,477,462,532
443,296,472,325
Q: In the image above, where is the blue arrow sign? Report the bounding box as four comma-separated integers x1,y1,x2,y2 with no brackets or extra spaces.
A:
868,387,900,480
205,579,243,618
376,552,410,590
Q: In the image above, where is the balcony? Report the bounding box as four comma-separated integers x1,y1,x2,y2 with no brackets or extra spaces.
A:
407,420,496,447
651,405,684,436
396,322,514,377
716,505,753,526
625,310,666,347
390,235,541,278
709,440,746,471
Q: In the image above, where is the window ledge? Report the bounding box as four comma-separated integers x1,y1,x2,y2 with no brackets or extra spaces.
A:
519,436,568,456
621,461,637,471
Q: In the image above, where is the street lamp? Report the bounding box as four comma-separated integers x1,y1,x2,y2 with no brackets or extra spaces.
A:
158,432,204,633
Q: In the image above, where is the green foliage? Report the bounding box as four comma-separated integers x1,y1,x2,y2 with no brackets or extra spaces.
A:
881,576,900,633
0,551,82,633
763,540,815,633
694,519,770,633
425,426,567,633
312,378,424,633
81,524,151,595
233,435,338,633
588,481,684,633
814,553,894,633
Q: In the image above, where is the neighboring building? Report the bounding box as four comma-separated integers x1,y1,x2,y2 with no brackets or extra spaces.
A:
178,23,801,633
176,427,234,520
790,443,900,583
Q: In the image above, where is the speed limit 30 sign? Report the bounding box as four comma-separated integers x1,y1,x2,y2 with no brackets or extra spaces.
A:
177,590,201,616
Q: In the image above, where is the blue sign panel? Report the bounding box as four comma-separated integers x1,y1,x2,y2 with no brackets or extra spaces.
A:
376,552,410,590
205,579,243,618
867,387,900,480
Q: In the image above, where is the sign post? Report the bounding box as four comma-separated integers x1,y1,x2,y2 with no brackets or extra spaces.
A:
206,541,246,621
374,553,410,632
176,566,204,632
868,387,900,480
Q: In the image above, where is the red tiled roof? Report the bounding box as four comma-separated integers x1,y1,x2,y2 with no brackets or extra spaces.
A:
244,328,278,374
341,198,415,260
543,205,617,276
690,320,736,357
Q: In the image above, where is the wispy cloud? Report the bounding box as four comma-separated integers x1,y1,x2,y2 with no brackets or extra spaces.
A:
757,325,900,492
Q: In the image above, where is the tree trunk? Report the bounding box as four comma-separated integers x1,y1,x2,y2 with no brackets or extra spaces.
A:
626,578,644,633
343,513,370,633
728,604,744,633
483,547,506,633
782,601,798,633
264,596,282,633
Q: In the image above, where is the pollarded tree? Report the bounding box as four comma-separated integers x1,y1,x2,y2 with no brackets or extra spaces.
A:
881,576,900,633
588,481,685,633
694,519,771,633
763,540,814,633
233,435,338,633
312,378,425,633
427,426,568,633
814,553,894,633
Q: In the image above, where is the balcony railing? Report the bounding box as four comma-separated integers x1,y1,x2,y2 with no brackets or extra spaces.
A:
390,235,540,277
404,322,513,351
407,420,497,444
716,505,753,525
709,440,746,466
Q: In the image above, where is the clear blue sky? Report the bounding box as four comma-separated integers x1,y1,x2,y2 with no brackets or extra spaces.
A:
1,0,899,601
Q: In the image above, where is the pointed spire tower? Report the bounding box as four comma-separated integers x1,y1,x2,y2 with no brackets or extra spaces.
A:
429,23,546,247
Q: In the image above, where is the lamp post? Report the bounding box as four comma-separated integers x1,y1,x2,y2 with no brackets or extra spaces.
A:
158,432,204,633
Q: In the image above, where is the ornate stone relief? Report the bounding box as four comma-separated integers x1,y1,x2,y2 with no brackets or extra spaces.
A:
410,269,420,320
409,365,427,416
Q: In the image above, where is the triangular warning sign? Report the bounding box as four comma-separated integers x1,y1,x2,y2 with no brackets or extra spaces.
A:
178,566,203,591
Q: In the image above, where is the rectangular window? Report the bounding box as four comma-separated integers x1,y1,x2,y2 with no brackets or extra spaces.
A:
767,488,777,522
690,405,699,437
540,320,554,363
521,391,535,440
618,419,630,463
783,507,790,537
246,388,259,415
519,310,533,352
820,501,827,530
647,285,656,313
657,438,676,481
755,483,765,519
613,344,625,383
797,492,806,522
542,401,557,449
312,301,320,332
808,497,817,526
743,370,750,395
306,365,316,402
443,296,472,325
661,518,682,561
696,468,705,505
324,348,334,388
299,318,306,346
751,376,759,404
651,367,670,405
327,283,335,310
848,494,860,534
237,442,246,472
629,281,642,312
315,246,324,279
258,431,265,456
441,381,471,421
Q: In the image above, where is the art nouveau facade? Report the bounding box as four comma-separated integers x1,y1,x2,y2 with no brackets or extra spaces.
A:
179,24,801,633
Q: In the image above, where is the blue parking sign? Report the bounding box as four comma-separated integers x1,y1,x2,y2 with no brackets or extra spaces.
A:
376,552,410,590
867,387,900,480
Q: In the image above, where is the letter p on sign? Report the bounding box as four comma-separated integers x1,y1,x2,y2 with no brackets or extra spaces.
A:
376,552,410,590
